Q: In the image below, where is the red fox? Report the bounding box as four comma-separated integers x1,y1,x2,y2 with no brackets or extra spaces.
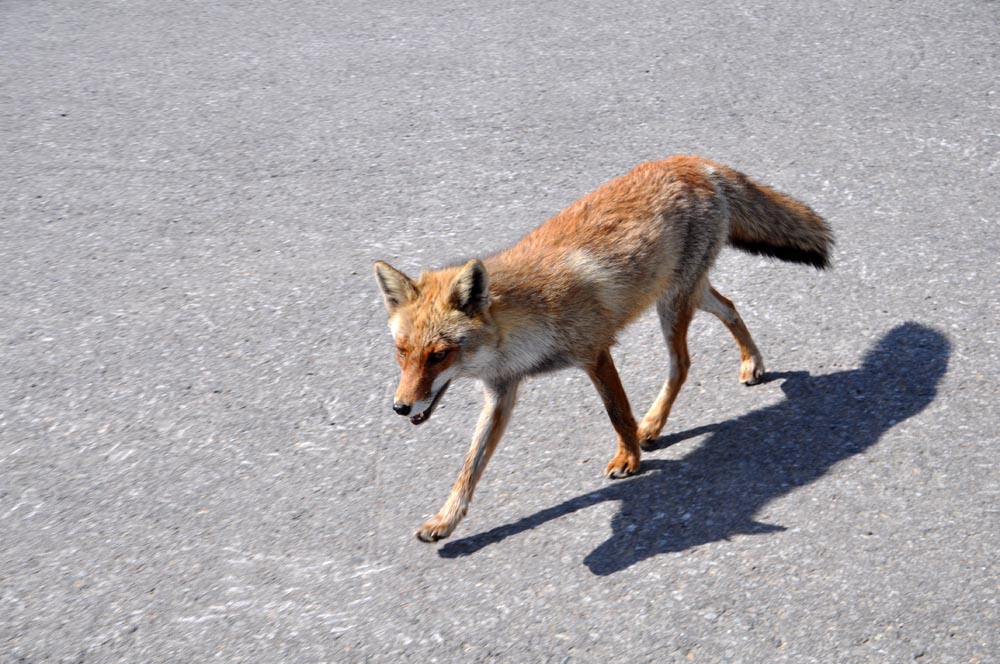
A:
374,155,832,542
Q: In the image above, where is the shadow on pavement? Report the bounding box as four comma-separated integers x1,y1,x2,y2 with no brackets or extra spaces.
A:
438,322,950,575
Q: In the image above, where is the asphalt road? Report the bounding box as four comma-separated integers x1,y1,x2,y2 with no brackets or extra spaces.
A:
2,1,998,662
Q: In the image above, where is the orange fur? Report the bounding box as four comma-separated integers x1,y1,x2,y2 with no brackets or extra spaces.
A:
374,155,832,542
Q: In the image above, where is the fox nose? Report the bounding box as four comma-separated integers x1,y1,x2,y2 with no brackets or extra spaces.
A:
392,401,411,416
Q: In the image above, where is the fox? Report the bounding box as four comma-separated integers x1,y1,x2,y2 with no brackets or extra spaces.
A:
374,155,832,543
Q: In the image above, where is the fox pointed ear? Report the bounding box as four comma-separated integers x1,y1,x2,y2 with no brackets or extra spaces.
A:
373,261,417,314
449,259,490,316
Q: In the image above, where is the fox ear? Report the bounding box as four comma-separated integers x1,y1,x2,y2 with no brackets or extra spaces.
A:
373,261,417,313
449,259,490,316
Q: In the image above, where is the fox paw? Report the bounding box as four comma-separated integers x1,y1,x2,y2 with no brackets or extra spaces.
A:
636,426,659,450
604,453,640,479
636,420,664,449
740,356,765,385
415,514,458,543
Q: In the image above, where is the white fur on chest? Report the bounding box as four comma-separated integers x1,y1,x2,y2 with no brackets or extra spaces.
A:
461,322,563,382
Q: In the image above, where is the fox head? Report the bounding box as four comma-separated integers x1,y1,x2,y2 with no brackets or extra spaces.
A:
373,258,497,425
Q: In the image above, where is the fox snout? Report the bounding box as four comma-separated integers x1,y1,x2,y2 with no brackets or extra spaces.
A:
392,378,451,426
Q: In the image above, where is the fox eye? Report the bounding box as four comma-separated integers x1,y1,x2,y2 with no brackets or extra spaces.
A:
395,347,407,359
428,349,450,364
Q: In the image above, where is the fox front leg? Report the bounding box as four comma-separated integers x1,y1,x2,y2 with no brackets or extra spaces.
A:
416,380,518,542
585,348,642,478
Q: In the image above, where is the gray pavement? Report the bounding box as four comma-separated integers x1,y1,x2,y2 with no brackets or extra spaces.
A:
2,1,998,662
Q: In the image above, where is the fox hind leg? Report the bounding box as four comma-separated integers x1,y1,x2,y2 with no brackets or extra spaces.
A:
637,292,696,448
698,284,764,386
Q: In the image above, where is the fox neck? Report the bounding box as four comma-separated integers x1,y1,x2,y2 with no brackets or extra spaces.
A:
461,297,568,383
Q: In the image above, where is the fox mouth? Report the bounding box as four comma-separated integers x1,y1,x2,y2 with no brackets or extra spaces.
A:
409,381,451,425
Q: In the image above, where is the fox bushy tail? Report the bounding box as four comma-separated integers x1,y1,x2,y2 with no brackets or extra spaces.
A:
719,166,833,269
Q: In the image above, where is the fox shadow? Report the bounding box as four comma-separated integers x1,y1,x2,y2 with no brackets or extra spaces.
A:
439,323,950,575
